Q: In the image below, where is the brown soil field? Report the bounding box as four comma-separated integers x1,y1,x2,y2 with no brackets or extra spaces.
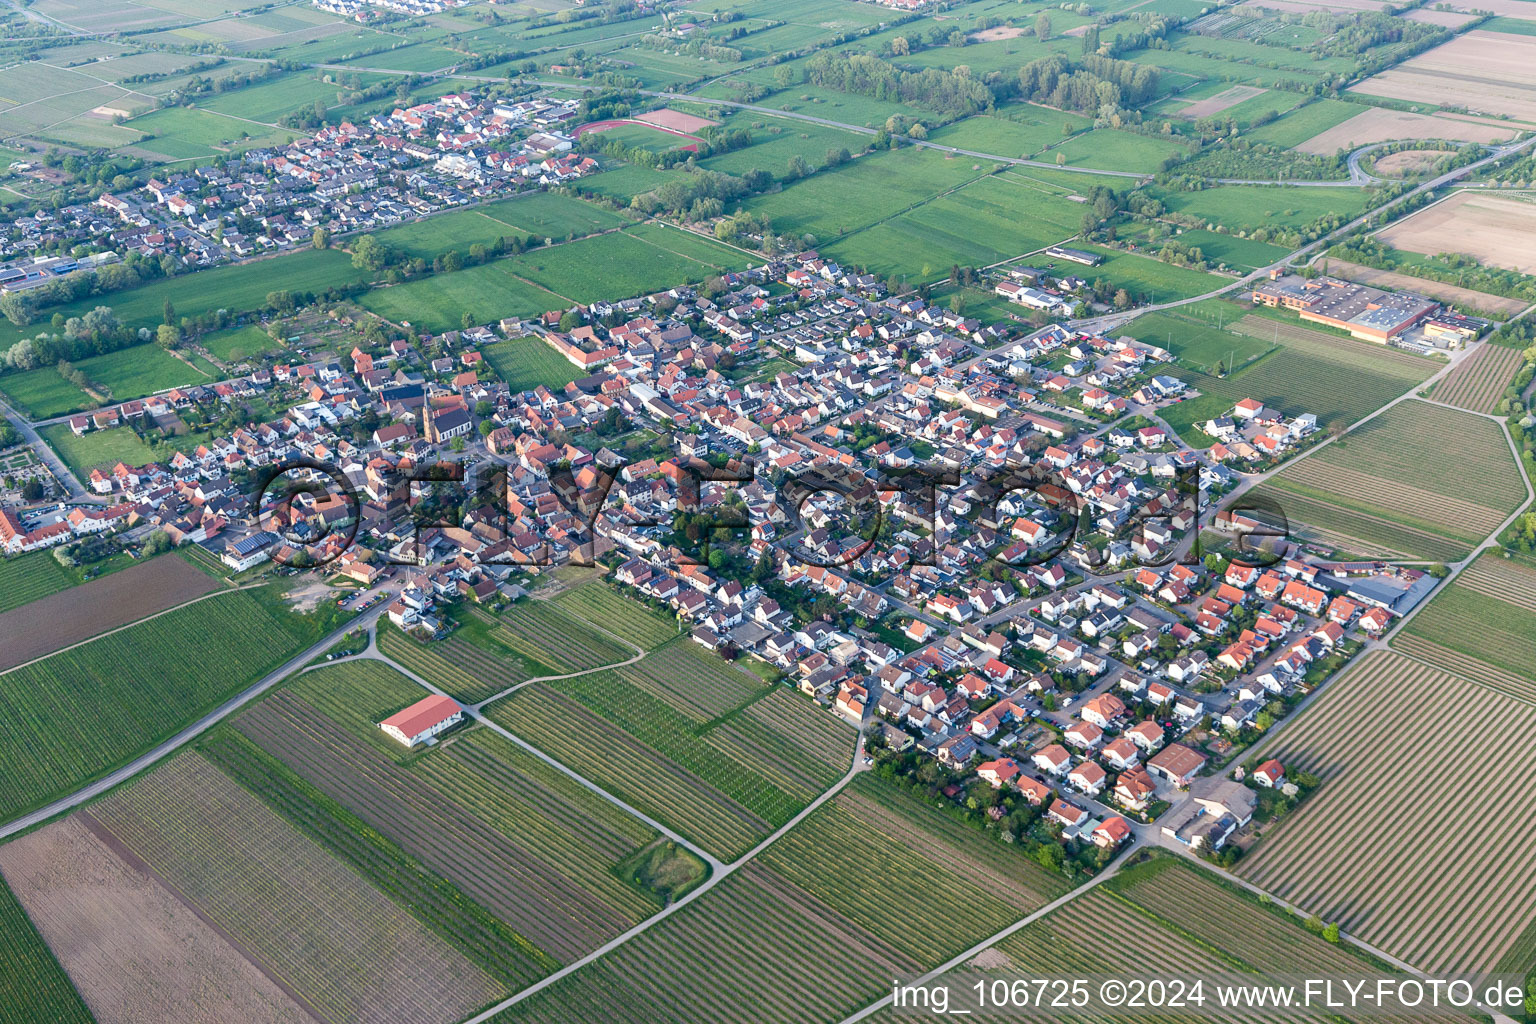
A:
1320,257,1529,315
1349,30,1536,124
633,108,718,134
970,25,1026,41
1179,84,1267,119
1297,106,1517,155
1399,7,1481,26
1376,191,1536,274
1434,343,1528,413
90,752,503,1024
0,554,222,673
1371,148,1453,176
0,817,315,1024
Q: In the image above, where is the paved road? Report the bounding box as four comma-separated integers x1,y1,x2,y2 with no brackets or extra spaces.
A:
0,395,103,502
0,600,388,842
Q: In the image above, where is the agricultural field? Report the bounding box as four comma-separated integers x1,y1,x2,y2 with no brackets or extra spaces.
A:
88,751,503,1024
1397,554,1536,704
1349,30,1536,124
1264,399,1523,553
548,581,681,649
824,171,1088,279
378,621,541,706
0,367,92,420
742,146,992,245
494,600,634,675
0,248,371,351
124,105,296,159
1241,97,1367,149
1238,651,1536,974
1377,191,1536,275
1126,225,1291,273
1046,128,1193,173
486,638,856,859
0,552,222,672
1150,183,1370,234
493,773,1067,1024
1434,343,1528,413
0,874,91,1024
285,659,440,757
231,688,643,968
0,583,335,825
1073,244,1230,303
1296,107,1518,155
697,119,866,180
927,106,1094,159
375,193,627,261
482,336,583,393
1163,314,1437,445
0,815,313,1024
861,852,1423,1023
0,550,92,614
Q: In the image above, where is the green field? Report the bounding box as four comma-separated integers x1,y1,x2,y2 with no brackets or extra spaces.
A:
0,367,91,419
201,323,282,362
1122,309,1273,373
198,70,352,123
486,640,855,860
1162,315,1437,444
743,145,992,243
825,171,1087,279
40,422,168,477
0,584,341,825
125,105,296,158
482,336,583,392
0,877,92,1024
0,248,372,351
493,772,1068,1024
1047,128,1193,173
698,118,866,179
1151,183,1371,235
574,161,686,202
375,193,627,261
76,344,213,401
927,106,1094,159
362,226,750,333
0,552,81,613
1400,571,1536,705
1075,244,1230,303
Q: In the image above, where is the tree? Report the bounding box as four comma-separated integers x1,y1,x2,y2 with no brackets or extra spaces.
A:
1113,288,1132,310
774,64,795,89
312,227,330,250
156,323,181,350
469,242,488,264
1082,24,1099,55
559,309,583,332
163,298,175,326
461,311,475,331
479,419,494,438
786,154,811,179
21,477,44,502
441,249,463,273
1056,151,1066,166
1035,12,1052,42
350,234,390,272
1322,923,1340,943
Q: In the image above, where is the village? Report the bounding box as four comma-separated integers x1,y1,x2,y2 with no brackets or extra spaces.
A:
0,235,1442,872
